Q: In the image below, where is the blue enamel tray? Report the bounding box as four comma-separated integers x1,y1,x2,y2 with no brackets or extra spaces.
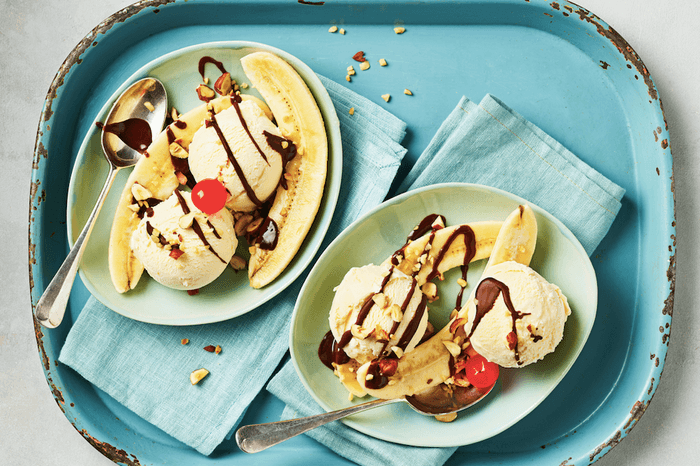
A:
29,1,675,465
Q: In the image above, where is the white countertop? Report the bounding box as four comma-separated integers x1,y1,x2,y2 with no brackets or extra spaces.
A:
2,0,697,464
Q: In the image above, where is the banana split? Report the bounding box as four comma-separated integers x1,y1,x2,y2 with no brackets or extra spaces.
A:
319,205,571,420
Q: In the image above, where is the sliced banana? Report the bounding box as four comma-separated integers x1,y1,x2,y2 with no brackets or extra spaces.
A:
241,51,328,289
357,206,538,398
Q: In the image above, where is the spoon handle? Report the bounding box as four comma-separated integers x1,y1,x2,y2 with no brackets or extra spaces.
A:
35,166,119,328
236,397,401,453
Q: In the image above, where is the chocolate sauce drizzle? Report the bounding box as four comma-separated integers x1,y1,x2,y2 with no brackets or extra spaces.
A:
173,190,226,264
467,277,530,365
101,118,152,154
228,95,270,165
208,112,264,208
198,56,227,80
391,214,445,266
255,217,279,250
167,127,197,189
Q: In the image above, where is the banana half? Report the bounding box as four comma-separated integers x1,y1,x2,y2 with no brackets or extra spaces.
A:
241,52,328,289
355,205,538,399
108,51,327,293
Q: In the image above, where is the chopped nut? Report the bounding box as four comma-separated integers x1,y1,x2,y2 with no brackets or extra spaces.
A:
215,345,222,354
404,89,413,96
170,106,179,121
339,28,346,35
372,293,387,308
196,84,215,102
346,75,352,82
359,61,370,71
203,77,209,85
214,72,233,95
381,93,391,102
457,278,468,287
127,203,140,213
365,373,374,381
391,346,404,358
379,58,387,66
229,255,246,270
346,65,356,75
389,304,403,322
351,324,373,340
422,282,438,302
190,368,209,385
328,25,338,33
131,183,153,201
178,212,195,229
348,392,354,401
442,340,462,357
394,26,406,34
246,217,263,233
203,345,216,353
169,142,189,159
352,51,366,62
375,325,390,341
349,107,355,115
435,412,458,423
181,338,189,345
144,101,155,112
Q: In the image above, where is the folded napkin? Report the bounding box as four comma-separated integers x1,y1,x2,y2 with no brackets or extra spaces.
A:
59,75,408,456
398,94,625,255
265,94,625,466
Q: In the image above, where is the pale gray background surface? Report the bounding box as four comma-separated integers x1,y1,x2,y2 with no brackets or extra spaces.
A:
1,0,696,464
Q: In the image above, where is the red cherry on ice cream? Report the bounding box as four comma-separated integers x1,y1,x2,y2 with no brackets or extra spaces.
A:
463,354,499,389
192,179,227,214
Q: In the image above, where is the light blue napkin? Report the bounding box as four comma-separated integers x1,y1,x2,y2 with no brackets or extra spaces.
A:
398,94,625,255
59,75,408,456
265,93,625,466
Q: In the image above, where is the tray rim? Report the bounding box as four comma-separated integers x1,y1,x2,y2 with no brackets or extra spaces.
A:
28,0,676,465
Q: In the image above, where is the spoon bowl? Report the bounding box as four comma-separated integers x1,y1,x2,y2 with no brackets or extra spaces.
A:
235,382,495,454
34,77,167,328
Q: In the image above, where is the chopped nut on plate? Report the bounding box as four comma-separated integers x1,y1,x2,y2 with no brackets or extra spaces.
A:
379,58,388,66
190,368,209,385
381,94,391,102
404,89,413,96
394,26,406,34
328,25,338,33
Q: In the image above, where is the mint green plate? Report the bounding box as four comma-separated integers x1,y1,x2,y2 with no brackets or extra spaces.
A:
290,183,597,447
66,42,341,325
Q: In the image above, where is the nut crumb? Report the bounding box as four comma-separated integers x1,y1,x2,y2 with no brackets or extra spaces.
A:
203,345,216,353
379,58,388,66
381,94,391,102
190,368,209,385
339,28,346,35
435,412,457,423
328,25,338,33
203,77,209,85
144,101,155,112
215,345,222,354
229,255,246,270
394,26,406,34
181,338,189,345
346,75,352,82
359,61,370,71
457,278,467,287
349,107,355,115
404,89,413,96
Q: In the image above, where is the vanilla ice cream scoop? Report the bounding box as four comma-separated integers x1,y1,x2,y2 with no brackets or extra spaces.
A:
462,261,571,368
330,264,428,365
130,190,237,290
188,99,284,212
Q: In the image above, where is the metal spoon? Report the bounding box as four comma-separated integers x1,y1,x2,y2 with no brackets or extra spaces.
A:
235,382,495,453
34,78,167,328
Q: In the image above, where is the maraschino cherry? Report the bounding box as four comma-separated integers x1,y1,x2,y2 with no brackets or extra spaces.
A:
191,179,227,214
